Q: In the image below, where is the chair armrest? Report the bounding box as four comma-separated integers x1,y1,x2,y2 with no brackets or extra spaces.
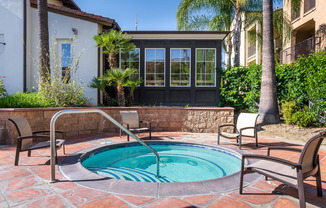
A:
140,120,151,128
267,146,302,156
17,135,50,141
242,154,302,169
33,130,64,135
218,124,236,133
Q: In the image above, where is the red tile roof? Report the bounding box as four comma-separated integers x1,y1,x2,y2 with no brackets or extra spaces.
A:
30,0,120,29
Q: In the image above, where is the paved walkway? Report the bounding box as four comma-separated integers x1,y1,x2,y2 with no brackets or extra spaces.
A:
0,132,325,208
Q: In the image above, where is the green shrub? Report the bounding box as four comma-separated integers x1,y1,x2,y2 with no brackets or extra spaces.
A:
0,92,52,108
220,64,261,112
291,110,316,127
220,51,326,127
281,101,299,124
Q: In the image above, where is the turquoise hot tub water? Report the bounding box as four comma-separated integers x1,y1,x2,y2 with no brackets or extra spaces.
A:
81,143,241,183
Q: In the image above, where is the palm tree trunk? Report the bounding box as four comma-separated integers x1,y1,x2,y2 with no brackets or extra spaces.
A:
258,0,280,124
108,53,118,69
226,35,232,68
38,0,50,90
233,8,241,67
117,84,125,106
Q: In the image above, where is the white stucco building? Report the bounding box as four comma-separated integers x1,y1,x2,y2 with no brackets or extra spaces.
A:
0,0,119,105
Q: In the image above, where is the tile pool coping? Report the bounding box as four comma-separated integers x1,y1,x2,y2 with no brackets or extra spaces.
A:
59,140,262,197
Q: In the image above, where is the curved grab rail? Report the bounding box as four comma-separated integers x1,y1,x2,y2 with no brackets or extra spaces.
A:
50,109,160,183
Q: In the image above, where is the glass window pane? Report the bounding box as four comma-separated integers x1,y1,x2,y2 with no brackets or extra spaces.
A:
181,62,190,73
146,49,155,62
62,44,71,58
206,74,215,86
196,48,216,86
156,62,164,74
171,49,181,61
156,74,164,86
171,62,179,74
196,49,204,61
146,62,154,73
206,49,216,62
181,74,190,86
170,48,190,87
156,49,165,61
181,49,191,62
146,74,154,86
145,49,165,86
206,62,215,73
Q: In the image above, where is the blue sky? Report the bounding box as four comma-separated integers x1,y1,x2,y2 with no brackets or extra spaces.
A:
74,0,283,31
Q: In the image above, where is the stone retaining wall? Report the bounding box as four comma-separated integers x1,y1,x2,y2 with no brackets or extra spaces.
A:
0,107,234,145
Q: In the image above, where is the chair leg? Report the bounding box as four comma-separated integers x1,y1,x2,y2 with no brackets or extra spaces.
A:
149,131,151,140
297,170,306,208
255,131,258,147
120,129,121,138
28,150,31,157
217,134,220,145
239,159,245,194
239,135,242,149
62,144,66,155
127,134,129,142
316,161,323,197
14,151,20,166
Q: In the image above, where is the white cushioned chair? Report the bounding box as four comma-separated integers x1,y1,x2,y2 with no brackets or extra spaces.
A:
217,113,259,149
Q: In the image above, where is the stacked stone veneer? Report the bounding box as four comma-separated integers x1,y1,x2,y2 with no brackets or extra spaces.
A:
0,107,234,145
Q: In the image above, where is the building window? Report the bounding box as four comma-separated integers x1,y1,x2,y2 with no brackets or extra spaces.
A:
304,0,315,14
170,48,191,87
145,48,165,86
60,43,71,82
120,48,140,80
291,7,300,21
196,49,216,86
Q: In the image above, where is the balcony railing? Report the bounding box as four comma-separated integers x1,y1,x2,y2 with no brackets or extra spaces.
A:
280,37,321,64
304,0,315,13
247,44,256,58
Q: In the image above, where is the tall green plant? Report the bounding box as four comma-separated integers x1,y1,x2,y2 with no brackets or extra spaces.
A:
99,68,136,106
93,30,135,69
88,77,112,105
126,78,143,106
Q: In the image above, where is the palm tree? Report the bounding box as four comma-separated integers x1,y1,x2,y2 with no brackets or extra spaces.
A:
100,68,136,106
38,0,50,90
126,78,143,106
93,30,135,69
259,0,301,123
177,0,261,67
88,77,112,105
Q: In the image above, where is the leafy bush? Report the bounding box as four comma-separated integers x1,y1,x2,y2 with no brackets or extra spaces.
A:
220,51,326,127
291,110,316,127
36,37,88,107
220,64,261,112
0,92,52,108
281,101,299,124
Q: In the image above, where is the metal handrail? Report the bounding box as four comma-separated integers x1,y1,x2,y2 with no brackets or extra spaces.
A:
50,109,160,183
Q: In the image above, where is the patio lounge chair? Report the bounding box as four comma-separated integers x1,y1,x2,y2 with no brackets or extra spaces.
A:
8,117,65,166
218,113,259,149
240,131,326,208
120,111,151,141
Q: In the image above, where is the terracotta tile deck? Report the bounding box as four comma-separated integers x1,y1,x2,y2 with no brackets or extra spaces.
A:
0,132,325,208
